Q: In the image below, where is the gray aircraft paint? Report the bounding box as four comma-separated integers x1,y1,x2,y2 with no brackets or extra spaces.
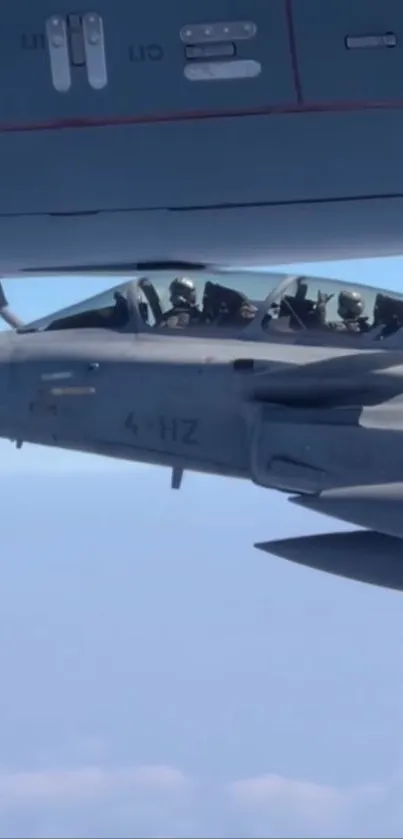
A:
2,268,403,591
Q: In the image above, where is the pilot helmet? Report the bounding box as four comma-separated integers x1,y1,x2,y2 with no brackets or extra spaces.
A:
169,277,197,307
337,289,364,321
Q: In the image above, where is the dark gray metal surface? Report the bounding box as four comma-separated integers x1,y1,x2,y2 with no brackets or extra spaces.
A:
0,1,403,271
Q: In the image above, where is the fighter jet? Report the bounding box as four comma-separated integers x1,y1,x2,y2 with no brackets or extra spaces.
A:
2,266,403,591
2,1,403,274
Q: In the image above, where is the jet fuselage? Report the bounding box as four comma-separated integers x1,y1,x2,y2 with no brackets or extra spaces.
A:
4,268,403,592
2,327,403,499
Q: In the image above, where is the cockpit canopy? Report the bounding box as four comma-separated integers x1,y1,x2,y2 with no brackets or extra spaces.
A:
20,269,403,344
20,282,133,333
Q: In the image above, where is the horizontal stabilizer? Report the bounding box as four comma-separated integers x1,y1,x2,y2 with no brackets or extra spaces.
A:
291,483,403,539
256,530,403,591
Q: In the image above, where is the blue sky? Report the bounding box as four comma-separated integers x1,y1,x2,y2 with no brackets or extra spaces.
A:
1,258,403,838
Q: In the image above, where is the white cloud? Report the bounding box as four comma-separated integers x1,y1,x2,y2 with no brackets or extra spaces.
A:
0,764,194,839
0,764,402,839
231,773,346,826
229,772,403,838
0,764,189,804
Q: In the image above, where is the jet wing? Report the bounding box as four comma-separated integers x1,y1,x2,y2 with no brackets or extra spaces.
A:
256,529,403,592
257,483,403,592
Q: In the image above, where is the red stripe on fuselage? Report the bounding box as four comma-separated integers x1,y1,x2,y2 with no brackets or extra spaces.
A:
0,98,401,133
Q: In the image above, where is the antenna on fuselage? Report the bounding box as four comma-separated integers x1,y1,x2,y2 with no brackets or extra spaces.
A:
171,466,184,490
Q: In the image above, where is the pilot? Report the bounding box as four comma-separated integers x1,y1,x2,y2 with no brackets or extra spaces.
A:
159,277,203,328
336,290,370,333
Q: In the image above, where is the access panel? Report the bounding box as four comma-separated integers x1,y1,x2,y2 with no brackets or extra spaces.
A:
293,0,403,102
0,0,296,127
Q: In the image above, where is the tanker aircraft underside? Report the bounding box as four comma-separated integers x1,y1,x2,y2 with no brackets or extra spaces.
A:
1,1,403,273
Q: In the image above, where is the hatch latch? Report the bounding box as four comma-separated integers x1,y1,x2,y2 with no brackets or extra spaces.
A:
46,12,108,92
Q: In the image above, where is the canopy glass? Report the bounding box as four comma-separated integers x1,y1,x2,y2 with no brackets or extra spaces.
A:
20,269,403,342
